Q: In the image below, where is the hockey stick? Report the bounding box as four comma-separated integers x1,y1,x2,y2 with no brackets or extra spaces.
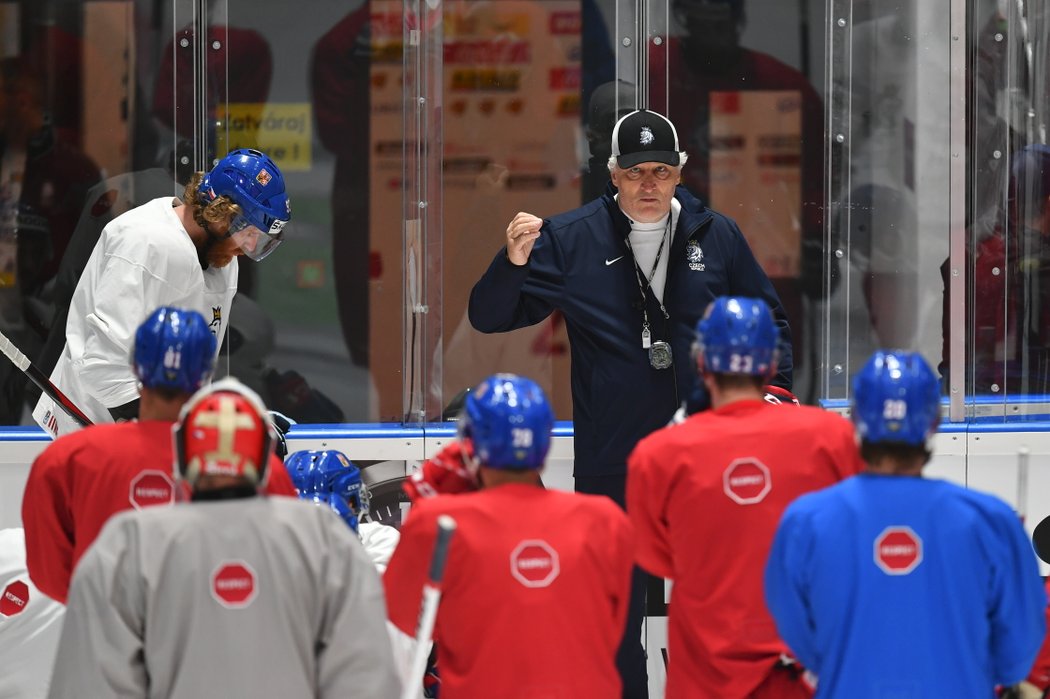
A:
400,514,457,699
0,328,93,428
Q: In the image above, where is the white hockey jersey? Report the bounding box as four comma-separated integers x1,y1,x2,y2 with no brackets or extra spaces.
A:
50,497,401,698
360,520,400,573
34,197,237,437
0,528,65,699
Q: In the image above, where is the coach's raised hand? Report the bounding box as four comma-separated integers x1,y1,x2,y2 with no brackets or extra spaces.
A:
504,212,543,266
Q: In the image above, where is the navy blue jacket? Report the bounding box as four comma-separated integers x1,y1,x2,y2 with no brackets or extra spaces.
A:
469,185,792,477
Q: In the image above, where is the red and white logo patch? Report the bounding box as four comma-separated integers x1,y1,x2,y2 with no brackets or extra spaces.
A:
723,458,772,505
874,526,923,575
211,561,258,608
129,470,175,510
510,540,560,588
1,580,29,617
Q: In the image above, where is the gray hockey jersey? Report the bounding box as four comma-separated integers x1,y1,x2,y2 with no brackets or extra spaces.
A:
49,496,400,698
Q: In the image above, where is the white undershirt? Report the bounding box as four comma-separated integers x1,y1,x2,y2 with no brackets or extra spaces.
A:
620,198,681,302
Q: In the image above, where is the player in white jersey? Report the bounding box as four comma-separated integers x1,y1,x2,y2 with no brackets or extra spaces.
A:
49,378,400,698
34,149,291,437
0,528,64,698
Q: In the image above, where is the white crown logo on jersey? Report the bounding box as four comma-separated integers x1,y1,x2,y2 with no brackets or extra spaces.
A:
639,126,654,146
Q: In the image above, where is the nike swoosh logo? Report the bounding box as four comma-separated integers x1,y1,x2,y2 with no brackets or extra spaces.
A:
605,256,624,266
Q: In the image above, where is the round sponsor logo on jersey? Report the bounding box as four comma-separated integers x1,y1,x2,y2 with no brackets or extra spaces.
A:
510,540,560,588
211,561,258,608
722,458,772,505
874,526,923,575
129,470,175,510
1,580,29,617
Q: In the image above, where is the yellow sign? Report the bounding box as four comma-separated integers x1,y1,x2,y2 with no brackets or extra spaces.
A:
219,103,312,172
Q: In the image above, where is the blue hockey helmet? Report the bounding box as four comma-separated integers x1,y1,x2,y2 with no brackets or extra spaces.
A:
284,450,370,531
306,493,363,533
459,373,553,470
133,306,216,393
694,296,779,376
198,148,291,261
851,350,941,446
284,449,316,492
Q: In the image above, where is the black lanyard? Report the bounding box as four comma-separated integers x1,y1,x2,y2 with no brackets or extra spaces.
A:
624,215,671,348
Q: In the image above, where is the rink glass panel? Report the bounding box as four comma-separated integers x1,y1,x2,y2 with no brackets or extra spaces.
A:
821,0,952,409
1,0,1047,427
963,0,1050,421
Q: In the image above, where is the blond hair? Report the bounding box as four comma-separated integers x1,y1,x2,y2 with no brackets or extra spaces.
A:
183,172,243,230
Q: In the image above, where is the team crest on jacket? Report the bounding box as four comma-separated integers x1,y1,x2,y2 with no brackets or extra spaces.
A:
210,306,222,331
686,239,705,271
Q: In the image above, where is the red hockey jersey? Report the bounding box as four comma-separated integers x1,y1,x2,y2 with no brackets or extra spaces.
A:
384,484,634,699
627,399,864,698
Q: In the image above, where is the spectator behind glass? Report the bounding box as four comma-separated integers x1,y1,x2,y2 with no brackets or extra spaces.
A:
0,57,101,424
312,0,616,373
649,0,831,398
940,144,1050,396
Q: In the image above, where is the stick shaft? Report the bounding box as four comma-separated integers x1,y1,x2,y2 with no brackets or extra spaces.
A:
0,329,93,429
400,515,456,699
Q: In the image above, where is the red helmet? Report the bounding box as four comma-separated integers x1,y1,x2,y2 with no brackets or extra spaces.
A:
173,378,275,489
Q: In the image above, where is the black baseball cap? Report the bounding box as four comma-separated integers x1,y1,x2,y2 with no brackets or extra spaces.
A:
611,109,681,168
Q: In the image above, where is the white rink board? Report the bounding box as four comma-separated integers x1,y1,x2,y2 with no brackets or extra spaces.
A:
0,421,1001,531
0,423,1044,564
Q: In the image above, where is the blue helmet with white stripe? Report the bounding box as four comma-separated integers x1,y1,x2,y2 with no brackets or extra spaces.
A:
851,350,940,446
198,149,290,261
694,296,779,377
132,307,216,393
459,374,553,470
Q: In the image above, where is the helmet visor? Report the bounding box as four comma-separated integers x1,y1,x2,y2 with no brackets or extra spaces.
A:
227,214,286,262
